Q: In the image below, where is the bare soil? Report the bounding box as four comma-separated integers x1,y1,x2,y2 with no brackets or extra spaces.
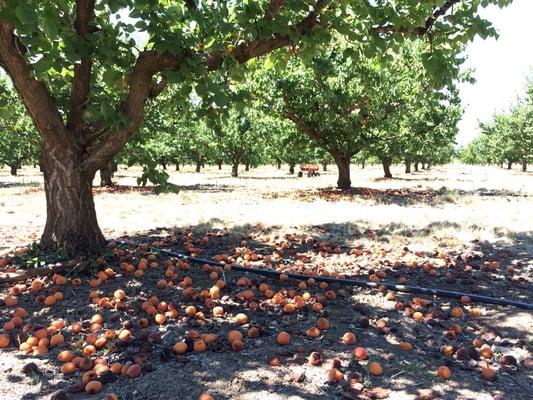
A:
0,163,532,400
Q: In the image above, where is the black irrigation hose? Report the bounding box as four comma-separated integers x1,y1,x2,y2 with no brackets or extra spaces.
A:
118,240,533,311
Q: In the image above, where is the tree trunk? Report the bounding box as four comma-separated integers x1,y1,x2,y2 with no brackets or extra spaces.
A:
40,148,106,255
421,163,426,170
217,161,222,170
382,159,392,178
322,163,327,171
361,159,365,169
507,161,512,170
245,162,250,171
414,161,419,172
175,162,180,171
405,160,411,173
99,161,114,186
333,153,351,190
195,160,202,173
426,163,431,170
231,163,239,177
522,159,527,172
161,161,167,170
277,160,281,169
10,165,17,176
289,163,295,174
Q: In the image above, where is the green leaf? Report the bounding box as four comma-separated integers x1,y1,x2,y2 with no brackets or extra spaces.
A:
213,92,228,107
100,103,116,121
15,6,35,25
41,16,58,39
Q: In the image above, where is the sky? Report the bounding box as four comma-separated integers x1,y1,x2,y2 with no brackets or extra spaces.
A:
457,0,533,146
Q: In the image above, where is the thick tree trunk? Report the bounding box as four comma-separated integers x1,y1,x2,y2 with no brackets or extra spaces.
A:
175,162,180,171
382,159,392,178
99,161,114,186
405,160,411,173
277,160,281,170
10,165,17,176
414,161,419,172
289,163,295,174
322,163,327,171
217,161,222,170
231,163,239,177
332,153,351,190
507,161,512,170
522,160,527,172
41,148,106,255
245,162,250,171
195,160,202,173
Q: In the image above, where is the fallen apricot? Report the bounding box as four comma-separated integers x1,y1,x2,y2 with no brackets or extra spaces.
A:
368,361,383,376
437,366,451,379
341,332,356,345
277,331,290,346
85,380,103,394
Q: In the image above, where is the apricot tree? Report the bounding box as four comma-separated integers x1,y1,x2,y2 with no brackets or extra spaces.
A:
0,0,509,254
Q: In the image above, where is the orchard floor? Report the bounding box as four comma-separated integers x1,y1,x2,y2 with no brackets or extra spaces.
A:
0,163,532,400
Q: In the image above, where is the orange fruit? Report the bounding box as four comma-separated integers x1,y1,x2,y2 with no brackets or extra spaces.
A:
173,342,188,354
235,313,248,325
399,342,413,351
368,362,383,376
316,318,329,331
481,367,496,381
61,362,77,375
85,380,103,394
228,330,243,344
437,366,451,379
57,350,75,363
327,368,343,383
450,306,464,318
50,333,64,347
0,334,10,348
194,340,207,352
231,340,244,351
341,332,356,345
354,347,368,360
277,331,290,346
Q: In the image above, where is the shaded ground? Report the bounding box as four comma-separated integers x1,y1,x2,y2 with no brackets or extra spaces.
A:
0,163,532,400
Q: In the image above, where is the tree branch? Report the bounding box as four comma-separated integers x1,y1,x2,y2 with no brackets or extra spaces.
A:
0,21,67,144
67,0,96,136
81,1,330,173
373,0,461,36
265,0,286,20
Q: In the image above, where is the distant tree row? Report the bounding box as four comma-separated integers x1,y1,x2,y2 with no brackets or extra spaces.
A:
460,80,532,171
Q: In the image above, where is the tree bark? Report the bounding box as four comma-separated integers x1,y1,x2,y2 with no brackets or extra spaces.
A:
175,162,180,171
217,161,222,170
277,160,282,169
40,146,106,255
231,163,239,177
421,163,426,170
322,163,327,171
382,159,392,178
245,162,250,171
414,161,419,172
507,161,512,170
10,165,17,176
289,163,295,174
361,159,365,169
161,161,167,170
405,160,411,173
522,160,527,172
426,163,431,170
195,160,202,173
332,153,351,190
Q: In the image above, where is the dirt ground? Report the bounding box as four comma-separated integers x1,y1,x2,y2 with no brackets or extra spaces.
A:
0,163,532,400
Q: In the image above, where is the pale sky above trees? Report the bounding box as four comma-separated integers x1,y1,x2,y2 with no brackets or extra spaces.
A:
457,0,533,146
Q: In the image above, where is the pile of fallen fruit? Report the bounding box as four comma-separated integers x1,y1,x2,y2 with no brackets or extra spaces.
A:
0,227,531,400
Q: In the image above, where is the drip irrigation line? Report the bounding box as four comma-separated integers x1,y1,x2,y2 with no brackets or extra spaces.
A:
118,240,533,311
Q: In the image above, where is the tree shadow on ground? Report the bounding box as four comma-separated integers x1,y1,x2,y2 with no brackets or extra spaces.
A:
0,181,41,189
1,221,531,399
